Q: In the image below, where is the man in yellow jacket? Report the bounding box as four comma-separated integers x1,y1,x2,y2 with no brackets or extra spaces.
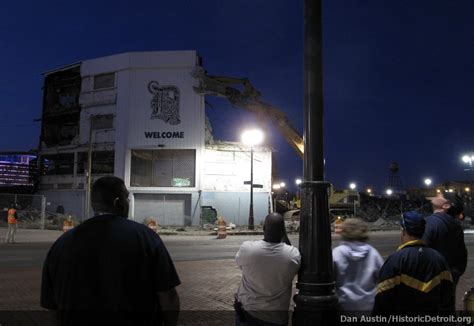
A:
5,204,18,243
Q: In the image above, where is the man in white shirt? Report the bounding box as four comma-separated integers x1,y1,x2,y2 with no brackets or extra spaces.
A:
235,213,301,326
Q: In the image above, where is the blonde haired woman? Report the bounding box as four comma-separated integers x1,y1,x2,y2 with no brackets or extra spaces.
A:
332,218,383,312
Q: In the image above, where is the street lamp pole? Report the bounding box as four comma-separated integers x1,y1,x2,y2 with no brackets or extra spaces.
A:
462,154,474,222
293,0,337,324
85,115,96,221
249,146,255,230
242,129,263,230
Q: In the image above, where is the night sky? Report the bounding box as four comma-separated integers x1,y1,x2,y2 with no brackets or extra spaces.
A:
0,0,472,192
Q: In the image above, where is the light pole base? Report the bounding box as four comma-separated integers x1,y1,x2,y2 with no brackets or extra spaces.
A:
292,291,338,325
292,180,338,325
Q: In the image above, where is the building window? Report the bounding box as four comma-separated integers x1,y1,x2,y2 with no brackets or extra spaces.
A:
131,149,196,187
92,114,113,130
77,151,115,175
93,73,115,90
40,153,74,175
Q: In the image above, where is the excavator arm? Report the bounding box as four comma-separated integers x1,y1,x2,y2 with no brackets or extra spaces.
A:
192,67,304,158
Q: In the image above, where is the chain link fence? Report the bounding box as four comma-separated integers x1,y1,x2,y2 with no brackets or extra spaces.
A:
0,193,45,229
0,193,71,230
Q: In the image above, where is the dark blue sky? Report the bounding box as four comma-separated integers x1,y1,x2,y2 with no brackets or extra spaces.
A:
0,0,472,192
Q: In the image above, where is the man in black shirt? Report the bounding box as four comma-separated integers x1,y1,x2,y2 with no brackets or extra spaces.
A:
41,176,180,326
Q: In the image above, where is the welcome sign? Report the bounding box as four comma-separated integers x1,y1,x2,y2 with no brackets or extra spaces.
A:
125,65,204,149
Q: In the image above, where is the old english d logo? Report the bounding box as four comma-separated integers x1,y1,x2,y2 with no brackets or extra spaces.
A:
148,81,181,125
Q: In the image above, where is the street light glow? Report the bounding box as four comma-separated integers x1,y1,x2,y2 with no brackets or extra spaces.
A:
465,187,470,192
367,188,372,194
349,183,356,190
280,182,286,188
295,179,302,185
424,178,432,186
241,129,264,147
462,155,472,164
272,184,281,190
386,189,393,196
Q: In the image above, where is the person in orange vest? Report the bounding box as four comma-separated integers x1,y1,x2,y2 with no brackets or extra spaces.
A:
5,203,18,243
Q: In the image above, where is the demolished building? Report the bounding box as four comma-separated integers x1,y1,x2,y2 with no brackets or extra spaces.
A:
37,51,272,226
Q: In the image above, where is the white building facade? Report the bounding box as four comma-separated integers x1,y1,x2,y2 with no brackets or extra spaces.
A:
38,51,272,226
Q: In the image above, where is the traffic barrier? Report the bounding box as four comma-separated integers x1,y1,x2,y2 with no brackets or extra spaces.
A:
63,217,74,233
216,216,227,239
334,216,343,234
147,218,159,233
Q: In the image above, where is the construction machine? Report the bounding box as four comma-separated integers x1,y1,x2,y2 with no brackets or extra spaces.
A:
192,67,359,220
192,67,304,157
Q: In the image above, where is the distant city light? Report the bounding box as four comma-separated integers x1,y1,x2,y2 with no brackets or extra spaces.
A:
295,179,302,185
424,178,432,186
436,189,441,193
386,189,393,196
349,183,356,190
280,182,286,188
448,189,454,193
367,188,372,194
272,184,281,190
465,187,470,192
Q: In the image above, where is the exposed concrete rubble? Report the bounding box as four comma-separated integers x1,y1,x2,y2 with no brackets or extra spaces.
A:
41,65,82,148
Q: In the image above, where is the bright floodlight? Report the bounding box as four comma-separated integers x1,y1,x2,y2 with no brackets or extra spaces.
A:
424,178,432,186
349,183,356,190
386,189,393,196
241,129,264,147
295,179,302,185
462,155,471,164
272,184,281,190
280,182,286,188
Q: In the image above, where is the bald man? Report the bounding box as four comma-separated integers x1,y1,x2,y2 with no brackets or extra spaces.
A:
41,176,180,326
235,213,300,326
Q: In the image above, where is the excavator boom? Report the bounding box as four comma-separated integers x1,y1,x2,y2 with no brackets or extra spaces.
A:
192,67,304,158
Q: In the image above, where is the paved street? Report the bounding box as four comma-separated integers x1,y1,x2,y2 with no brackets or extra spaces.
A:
0,228,473,325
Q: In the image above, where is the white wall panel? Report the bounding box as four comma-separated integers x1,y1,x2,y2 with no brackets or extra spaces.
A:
202,146,272,193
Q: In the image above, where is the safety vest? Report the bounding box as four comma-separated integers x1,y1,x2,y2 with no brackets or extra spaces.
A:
7,208,17,224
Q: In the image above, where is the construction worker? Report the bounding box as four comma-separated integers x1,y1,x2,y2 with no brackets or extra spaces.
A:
5,203,18,243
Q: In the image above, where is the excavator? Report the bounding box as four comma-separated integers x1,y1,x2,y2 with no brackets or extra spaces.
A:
191,67,359,220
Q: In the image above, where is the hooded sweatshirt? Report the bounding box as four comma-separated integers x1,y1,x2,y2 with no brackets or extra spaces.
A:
332,241,384,312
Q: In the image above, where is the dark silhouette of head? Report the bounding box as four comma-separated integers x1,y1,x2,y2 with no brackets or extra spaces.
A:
91,176,129,217
263,213,287,243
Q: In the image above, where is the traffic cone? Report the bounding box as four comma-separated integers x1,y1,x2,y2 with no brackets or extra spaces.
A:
334,216,343,234
63,216,74,233
216,217,227,239
147,218,159,233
